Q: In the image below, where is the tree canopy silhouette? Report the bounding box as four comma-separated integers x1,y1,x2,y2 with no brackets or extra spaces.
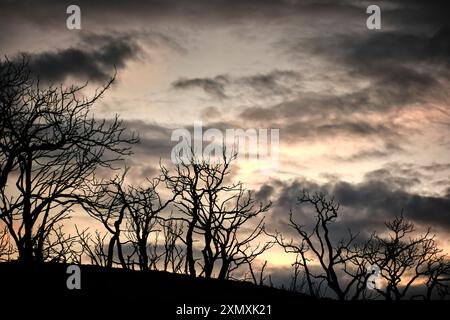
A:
0,58,137,263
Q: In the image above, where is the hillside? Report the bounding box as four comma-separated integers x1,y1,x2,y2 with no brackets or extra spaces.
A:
0,262,309,301
0,261,310,317
0,262,447,318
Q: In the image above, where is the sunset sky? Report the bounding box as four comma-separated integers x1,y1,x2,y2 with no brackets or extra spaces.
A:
1,0,450,271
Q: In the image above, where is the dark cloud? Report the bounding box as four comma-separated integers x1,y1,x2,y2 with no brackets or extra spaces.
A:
0,0,354,31
238,82,426,123
333,142,403,162
333,180,450,232
121,120,175,160
261,116,404,145
172,75,230,99
362,162,425,190
171,70,301,99
255,184,275,203
235,28,449,148
313,121,398,137
237,70,301,97
16,33,141,84
139,30,188,55
420,162,450,173
1,1,449,29
9,30,185,84
117,119,246,172
308,29,449,67
276,26,450,116
234,94,408,161
258,15,450,149
305,28,450,86
264,163,450,241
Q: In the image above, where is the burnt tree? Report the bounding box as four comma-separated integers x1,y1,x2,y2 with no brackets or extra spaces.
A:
0,58,136,263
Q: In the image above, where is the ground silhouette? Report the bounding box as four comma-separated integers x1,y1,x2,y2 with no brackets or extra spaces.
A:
0,261,447,319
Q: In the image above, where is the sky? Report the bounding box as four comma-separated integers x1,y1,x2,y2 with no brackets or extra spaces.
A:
1,0,450,270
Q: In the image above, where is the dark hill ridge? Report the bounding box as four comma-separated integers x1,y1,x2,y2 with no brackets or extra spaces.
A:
0,261,310,302
0,262,447,318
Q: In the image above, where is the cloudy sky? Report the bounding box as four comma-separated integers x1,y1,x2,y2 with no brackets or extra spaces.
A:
2,0,450,266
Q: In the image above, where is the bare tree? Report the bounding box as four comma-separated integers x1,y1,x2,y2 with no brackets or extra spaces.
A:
273,191,364,300
163,150,271,279
0,58,137,263
162,154,208,277
76,227,110,267
0,225,14,261
274,191,450,300
423,255,450,300
273,233,318,297
161,218,185,273
41,224,84,264
82,172,132,269
213,187,272,280
84,170,178,271
124,177,176,271
365,215,450,300
246,260,269,286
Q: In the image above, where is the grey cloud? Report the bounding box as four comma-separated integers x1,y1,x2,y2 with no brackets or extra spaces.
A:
264,163,450,241
139,31,188,55
362,162,425,190
121,120,175,160
1,1,449,29
11,30,185,84
265,25,450,147
237,70,302,97
255,184,275,203
333,180,450,232
315,122,399,137
325,29,450,83
239,87,405,123
0,0,355,31
171,70,301,99
200,106,223,120
118,119,245,169
307,30,448,69
235,45,436,147
278,119,405,145
333,143,403,162
16,33,141,84
172,75,230,99
278,27,450,114
420,163,450,173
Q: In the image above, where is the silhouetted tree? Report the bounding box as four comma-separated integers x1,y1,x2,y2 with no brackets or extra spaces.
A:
76,227,109,267
210,179,272,280
160,218,185,273
0,225,14,261
0,58,137,263
83,171,178,271
276,190,450,300
273,232,317,297
82,172,131,269
41,224,83,264
125,177,177,271
364,215,450,300
273,191,365,300
247,260,269,286
163,150,271,279
423,254,450,300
